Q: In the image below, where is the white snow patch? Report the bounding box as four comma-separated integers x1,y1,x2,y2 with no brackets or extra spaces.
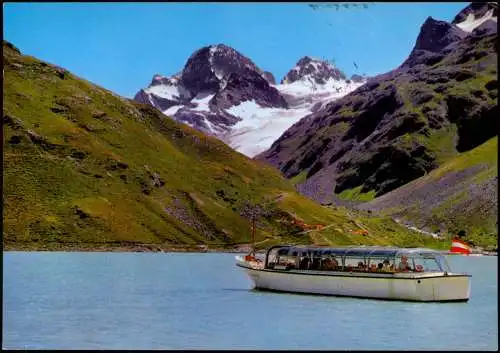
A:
222,78,366,156
146,84,179,100
213,68,224,80
310,61,321,71
224,100,312,157
145,82,191,101
163,105,183,116
220,76,229,90
191,93,215,112
147,94,155,106
456,9,497,32
202,116,220,134
209,46,217,62
274,77,365,108
208,45,224,79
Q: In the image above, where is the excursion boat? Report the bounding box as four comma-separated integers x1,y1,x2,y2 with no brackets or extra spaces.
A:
235,245,471,302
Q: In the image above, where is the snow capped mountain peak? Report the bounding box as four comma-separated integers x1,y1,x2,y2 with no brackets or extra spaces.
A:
281,56,347,85
134,45,365,157
276,56,366,110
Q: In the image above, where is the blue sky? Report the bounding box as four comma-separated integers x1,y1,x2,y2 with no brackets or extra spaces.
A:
4,2,467,98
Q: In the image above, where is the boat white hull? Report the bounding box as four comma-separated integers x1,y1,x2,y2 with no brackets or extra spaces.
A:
236,257,470,302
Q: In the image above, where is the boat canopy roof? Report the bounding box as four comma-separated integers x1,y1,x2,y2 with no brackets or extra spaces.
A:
268,245,443,258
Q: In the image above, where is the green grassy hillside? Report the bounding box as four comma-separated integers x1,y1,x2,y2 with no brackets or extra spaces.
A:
3,41,449,251
361,137,498,250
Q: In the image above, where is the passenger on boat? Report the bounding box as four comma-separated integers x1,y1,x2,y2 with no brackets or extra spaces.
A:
311,255,322,270
321,257,338,271
398,256,411,272
357,261,365,271
382,259,392,272
299,256,310,270
377,263,383,271
321,257,331,270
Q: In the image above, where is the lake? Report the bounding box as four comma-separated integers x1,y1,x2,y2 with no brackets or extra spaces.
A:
3,252,498,350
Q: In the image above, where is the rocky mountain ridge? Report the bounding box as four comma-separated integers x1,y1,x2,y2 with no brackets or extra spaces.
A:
258,2,497,218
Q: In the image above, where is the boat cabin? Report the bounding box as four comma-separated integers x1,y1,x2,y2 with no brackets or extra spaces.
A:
264,245,451,273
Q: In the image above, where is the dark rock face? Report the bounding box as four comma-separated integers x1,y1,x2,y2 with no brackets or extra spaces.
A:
454,103,498,152
281,56,347,84
172,108,240,135
402,50,446,68
180,44,264,97
414,17,467,53
180,47,220,96
351,74,366,83
258,4,497,205
211,68,288,110
263,71,276,85
134,89,180,112
335,144,437,196
401,17,467,68
473,19,498,36
342,87,404,143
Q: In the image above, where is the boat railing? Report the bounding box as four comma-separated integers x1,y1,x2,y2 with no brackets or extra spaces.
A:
265,257,446,274
264,260,448,274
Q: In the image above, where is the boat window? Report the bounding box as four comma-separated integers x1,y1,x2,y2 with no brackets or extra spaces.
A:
439,255,451,272
367,256,394,272
344,257,366,271
275,252,298,269
412,254,449,272
316,253,337,271
265,246,447,272
395,255,414,272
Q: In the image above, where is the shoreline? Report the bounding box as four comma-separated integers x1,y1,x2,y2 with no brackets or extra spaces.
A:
2,243,268,254
2,243,497,256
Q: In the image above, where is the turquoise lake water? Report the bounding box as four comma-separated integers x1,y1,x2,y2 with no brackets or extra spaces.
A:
3,252,498,350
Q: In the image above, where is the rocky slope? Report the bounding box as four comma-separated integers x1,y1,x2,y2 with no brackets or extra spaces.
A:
3,40,443,251
359,137,497,250
258,2,497,205
134,45,366,157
